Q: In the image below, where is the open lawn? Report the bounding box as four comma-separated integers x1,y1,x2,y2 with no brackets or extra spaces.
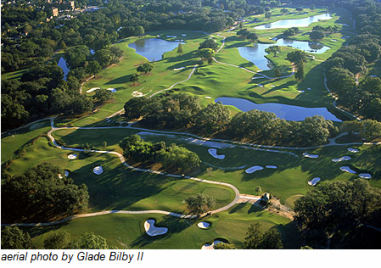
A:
27,202,297,249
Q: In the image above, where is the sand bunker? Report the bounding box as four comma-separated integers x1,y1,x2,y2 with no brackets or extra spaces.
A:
266,165,278,169
208,148,225,160
258,84,264,87
347,148,359,153
132,91,144,97
205,96,211,99
86,87,100,93
201,240,222,250
307,87,312,90
182,34,186,36
245,166,264,174
340,166,356,174
174,67,185,71
68,154,77,159
332,156,351,162
197,222,211,229
58,174,63,179
298,90,305,93
106,88,117,93
144,219,168,236
303,153,319,158
359,173,372,179
93,166,103,175
166,35,176,38
308,177,321,186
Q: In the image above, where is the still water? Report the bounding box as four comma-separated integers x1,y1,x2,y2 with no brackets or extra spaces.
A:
254,13,332,29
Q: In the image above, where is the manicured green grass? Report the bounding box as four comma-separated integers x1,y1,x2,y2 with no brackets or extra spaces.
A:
1,121,51,165
28,202,296,249
6,136,235,214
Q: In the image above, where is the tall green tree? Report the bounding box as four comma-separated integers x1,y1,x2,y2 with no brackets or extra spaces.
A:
185,194,215,215
177,42,184,56
44,231,71,249
266,45,281,57
1,227,35,249
137,62,154,73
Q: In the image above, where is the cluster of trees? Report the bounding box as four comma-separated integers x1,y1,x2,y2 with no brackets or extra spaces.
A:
1,227,111,249
185,194,215,215
295,179,381,248
124,94,339,146
236,28,259,43
342,119,381,140
119,134,201,172
130,62,155,83
309,30,325,41
244,223,283,249
2,163,89,223
286,50,308,81
312,25,340,34
283,27,300,36
324,1,381,122
198,39,217,64
1,64,93,130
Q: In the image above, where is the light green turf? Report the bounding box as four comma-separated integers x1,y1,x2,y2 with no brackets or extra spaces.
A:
6,136,235,213
27,202,297,249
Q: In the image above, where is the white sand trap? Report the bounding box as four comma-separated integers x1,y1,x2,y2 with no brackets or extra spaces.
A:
359,173,372,179
157,35,161,37
93,166,103,175
205,96,211,99
166,35,177,38
347,148,359,153
258,84,264,87
144,219,168,236
58,174,63,179
332,156,351,162
298,90,305,93
303,153,319,159
307,87,312,90
201,240,222,250
174,67,185,71
86,87,100,93
208,148,225,159
198,222,211,229
65,170,69,177
266,165,278,169
68,154,77,159
340,166,356,174
308,177,321,186
270,85,275,87
182,34,186,36
252,77,262,80
245,166,264,174
106,88,117,92
331,39,337,42
132,91,144,97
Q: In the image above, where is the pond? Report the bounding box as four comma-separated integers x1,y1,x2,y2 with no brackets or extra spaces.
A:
128,38,184,62
238,38,330,70
215,97,341,122
254,13,332,29
58,57,70,81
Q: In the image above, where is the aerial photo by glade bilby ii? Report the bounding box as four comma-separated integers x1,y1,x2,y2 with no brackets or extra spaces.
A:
1,0,381,250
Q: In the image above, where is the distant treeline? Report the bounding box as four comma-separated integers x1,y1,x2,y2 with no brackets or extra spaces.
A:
124,94,340,147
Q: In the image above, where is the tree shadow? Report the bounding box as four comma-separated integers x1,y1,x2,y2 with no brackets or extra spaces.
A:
276,221,303,249
129,215,195,248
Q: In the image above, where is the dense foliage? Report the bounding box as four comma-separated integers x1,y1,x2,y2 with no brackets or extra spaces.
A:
1,226,35,249
294,179,381,248
244,223,284,249
124,94,339,146
185,194,215,215
120,134,201,171
2,163,89,223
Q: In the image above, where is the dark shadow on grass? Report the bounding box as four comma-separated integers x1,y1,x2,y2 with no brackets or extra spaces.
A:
129,215,195,248
276,221,303,249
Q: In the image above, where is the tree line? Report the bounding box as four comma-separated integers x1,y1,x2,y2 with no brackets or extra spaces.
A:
124,94,339,146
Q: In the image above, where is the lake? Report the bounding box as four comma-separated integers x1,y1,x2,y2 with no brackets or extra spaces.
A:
254,13,332,29
238,38,330,70
215,97,341,121
128,38,184,62
58,57,70,81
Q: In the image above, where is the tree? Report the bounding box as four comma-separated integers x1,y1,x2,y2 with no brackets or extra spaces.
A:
71,233,109,249
294,180,381,248
44,231,71,249
137,62,154,74
2,163,89,223
177,42,184,56
94,88,113,102
124,97,150,119
198,48,215,63
295,65,304,80
260,228,283,249
245,223,283,249
244,223,263,249
1,227,35,249
135,26,145,36
310,31,325,41
255,186,262,195
274,68,281,79
185,194,215,215
198,39,218,51
130,74,139,84
265,11,272,20
94,49,112,67
286,50,307,64
266,45,281,57
86,60,101,76
246,32,259,43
